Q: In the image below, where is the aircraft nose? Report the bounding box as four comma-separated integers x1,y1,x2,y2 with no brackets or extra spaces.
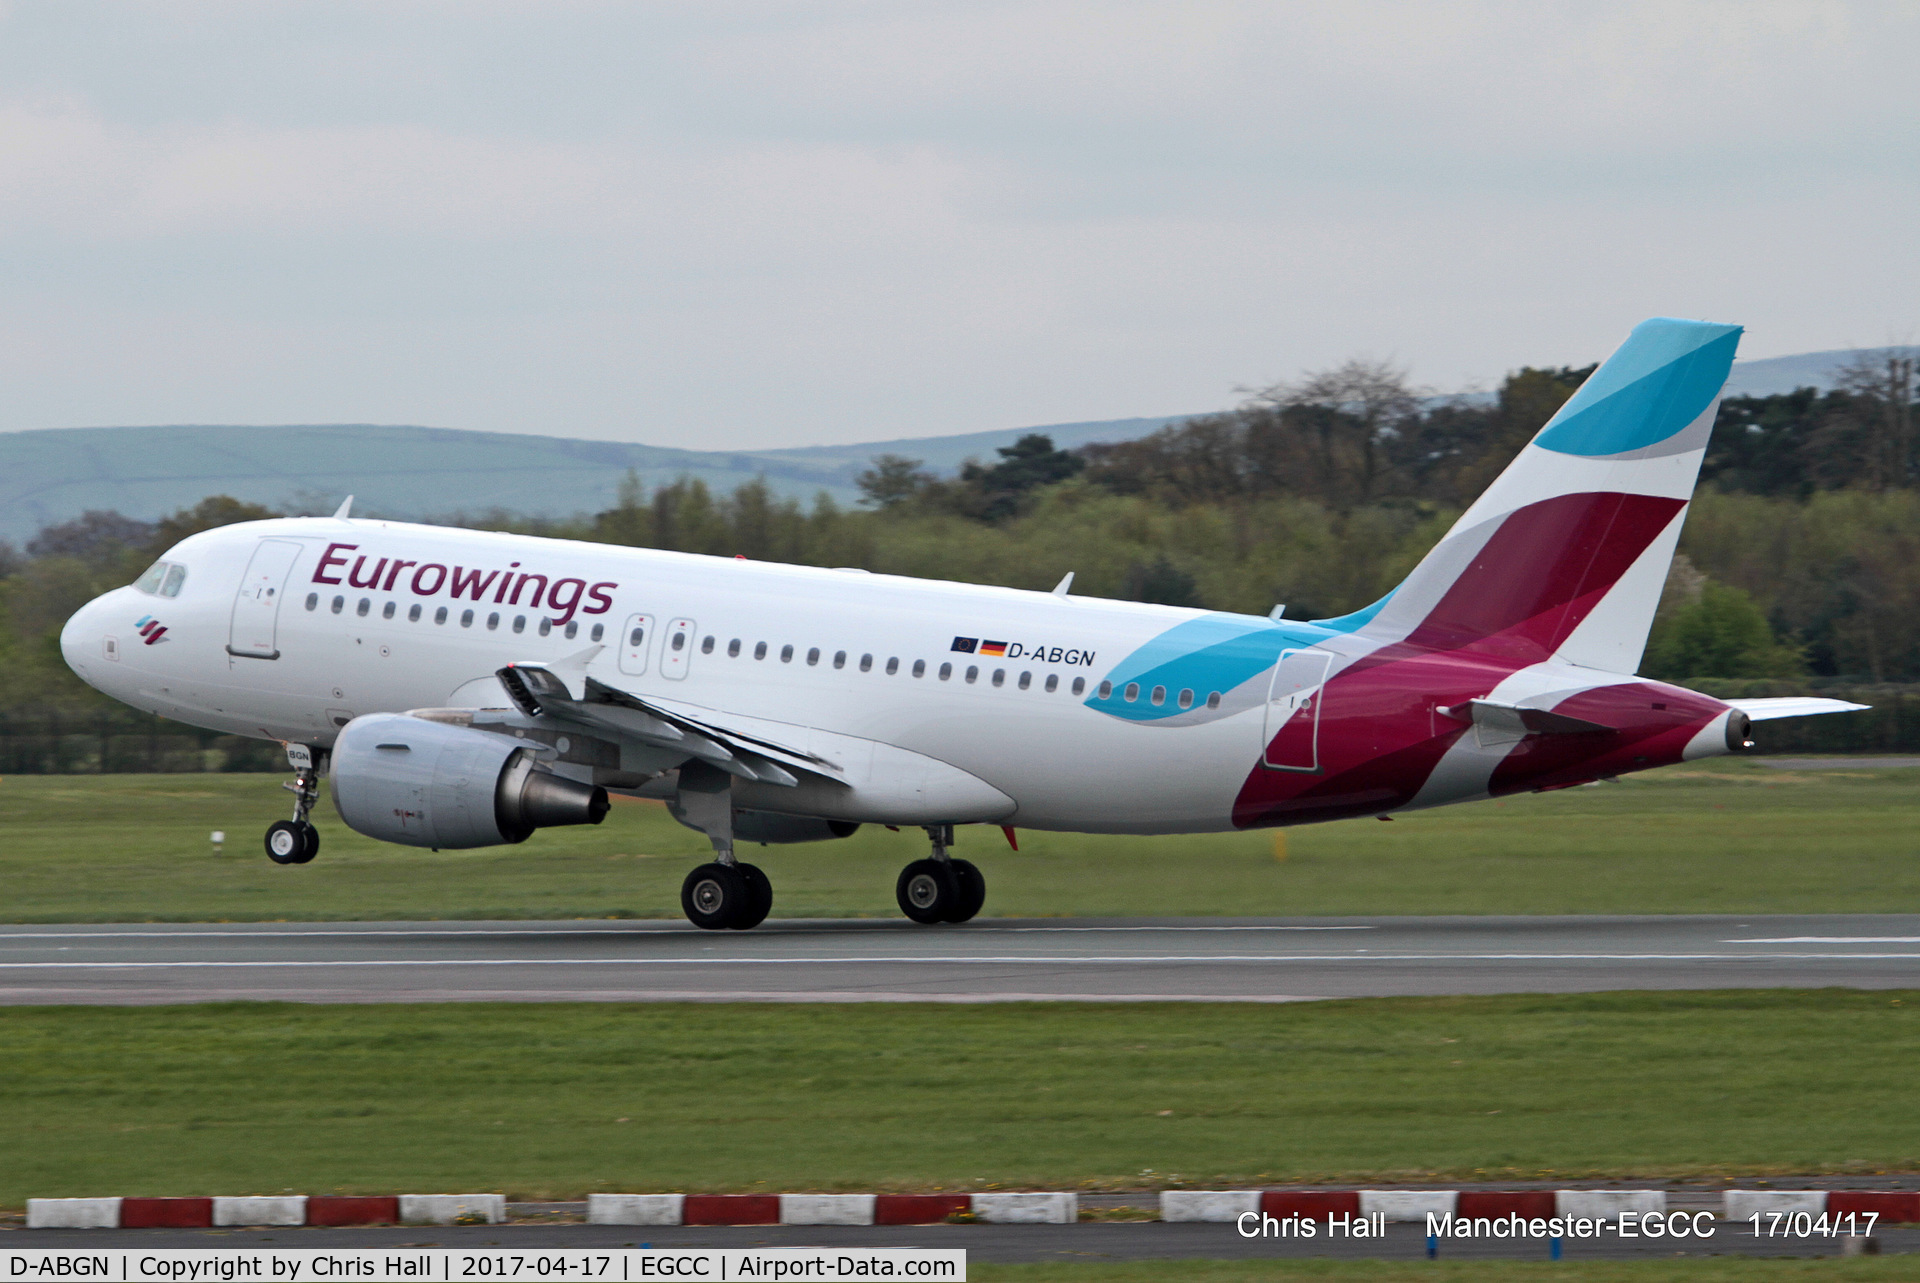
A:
60,592,116,686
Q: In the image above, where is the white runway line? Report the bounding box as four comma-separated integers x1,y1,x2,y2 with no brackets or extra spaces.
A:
1727,936,1920,943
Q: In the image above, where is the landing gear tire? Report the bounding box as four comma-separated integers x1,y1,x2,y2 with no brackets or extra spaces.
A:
897,858,960,925
944,858,985,924
265,820,318,865
731,862,773,931
683,861,762,930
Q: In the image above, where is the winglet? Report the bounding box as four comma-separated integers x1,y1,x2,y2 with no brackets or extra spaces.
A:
332,495,355,520
1051,572,1075,597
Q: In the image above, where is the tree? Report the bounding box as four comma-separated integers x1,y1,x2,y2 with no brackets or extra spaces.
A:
956,434,1083,521
1240,358,1421,509
1641,582,1804,681
1832,349,1917,491
148,496,281,554
856,454,933,508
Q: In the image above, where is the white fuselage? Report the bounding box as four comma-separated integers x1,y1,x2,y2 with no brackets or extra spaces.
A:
61,516,1318,834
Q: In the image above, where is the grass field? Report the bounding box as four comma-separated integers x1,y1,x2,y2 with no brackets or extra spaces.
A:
4,991,1916,1204
1,760,1918,921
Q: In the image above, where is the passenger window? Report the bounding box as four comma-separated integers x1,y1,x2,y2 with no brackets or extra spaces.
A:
160,564,187,597
782,645,794,663
565,621,578,639
1178,688,1194,709
1097,680,1112,699
992,669,1005,687
701,635,715,654
1124,683,1140,703
357,598,370,616
807,648,820,666
590,623,604,642
966,665,979,684
134,562,168,594
885,657,898,675
1150,685,1165,706
754,641,767,660
728,639,741,657
332,596,344,614
833,650,847,669
382,601,396,620
538,618,551,636
1018,671,1031,690
629,625,645,648
938,662,952,680
410,604,422,622
1044,674,1057,692
435,606,448,624
305,593,318,611
912,659,925,677
672,633,686,652
859,654,873,672
513,615,526,633
1207,691,1222,709
461,610,474,628
1072,677,1086,696
486,612,500,630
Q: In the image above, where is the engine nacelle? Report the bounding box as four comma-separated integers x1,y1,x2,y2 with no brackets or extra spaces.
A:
332,712,609,849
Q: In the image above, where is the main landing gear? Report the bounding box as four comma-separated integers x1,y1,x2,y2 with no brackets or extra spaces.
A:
675,762,771,930
896,824,985,925
265,746,322,865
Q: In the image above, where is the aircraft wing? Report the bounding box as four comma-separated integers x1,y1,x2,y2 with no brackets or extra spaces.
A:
494,657,841,789
1726,696,1873,721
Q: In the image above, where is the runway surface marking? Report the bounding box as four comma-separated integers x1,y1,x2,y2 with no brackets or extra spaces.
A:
3,916,1914,1002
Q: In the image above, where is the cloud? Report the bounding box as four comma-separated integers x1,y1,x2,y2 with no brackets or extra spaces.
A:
0,2,1912,446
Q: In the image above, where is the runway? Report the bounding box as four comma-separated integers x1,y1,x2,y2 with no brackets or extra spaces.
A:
1,914,1917,1003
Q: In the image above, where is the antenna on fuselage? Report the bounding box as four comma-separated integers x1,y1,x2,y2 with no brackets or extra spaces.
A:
1051,571,1074,597
332,495,354,520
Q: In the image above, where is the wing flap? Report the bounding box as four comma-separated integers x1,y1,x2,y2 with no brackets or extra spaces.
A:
498,661,834,788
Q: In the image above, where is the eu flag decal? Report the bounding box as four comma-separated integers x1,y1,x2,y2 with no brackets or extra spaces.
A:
951,637,978,653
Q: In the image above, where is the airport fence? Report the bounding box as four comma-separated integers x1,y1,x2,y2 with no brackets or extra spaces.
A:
0,703,285,774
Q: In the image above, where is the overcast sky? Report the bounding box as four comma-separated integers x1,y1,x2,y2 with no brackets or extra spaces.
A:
0,2,1913,449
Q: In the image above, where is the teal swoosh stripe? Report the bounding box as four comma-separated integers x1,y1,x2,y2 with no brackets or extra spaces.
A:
1088,614,1307,723
1534,320,1741,458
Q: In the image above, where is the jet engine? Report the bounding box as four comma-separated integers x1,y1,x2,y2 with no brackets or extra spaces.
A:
331,712,609,849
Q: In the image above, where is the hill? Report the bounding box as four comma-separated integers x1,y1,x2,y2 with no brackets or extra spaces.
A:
1,342,1907,547
0,416,1188,546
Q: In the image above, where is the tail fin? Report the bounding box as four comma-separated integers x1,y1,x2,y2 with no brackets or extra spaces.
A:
1340,317,1742,673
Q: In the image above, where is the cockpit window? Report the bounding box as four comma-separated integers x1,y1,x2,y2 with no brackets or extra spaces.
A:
159,564,187,597
133,562,167,594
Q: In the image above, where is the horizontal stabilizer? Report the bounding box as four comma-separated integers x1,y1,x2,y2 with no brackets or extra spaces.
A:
1727,696,1872,721
1440,699,1611,736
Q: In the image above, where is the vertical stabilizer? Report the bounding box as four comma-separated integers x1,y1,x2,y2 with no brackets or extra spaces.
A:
1351,317,1741,673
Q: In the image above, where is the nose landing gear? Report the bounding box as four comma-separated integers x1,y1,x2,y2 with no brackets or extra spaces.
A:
897,824,985,924
265,745,322,865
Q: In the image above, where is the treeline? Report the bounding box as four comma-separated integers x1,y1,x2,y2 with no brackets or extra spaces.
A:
4,350,1918,770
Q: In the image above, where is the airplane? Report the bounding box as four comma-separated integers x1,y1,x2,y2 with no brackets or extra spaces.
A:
60,317,1866,930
